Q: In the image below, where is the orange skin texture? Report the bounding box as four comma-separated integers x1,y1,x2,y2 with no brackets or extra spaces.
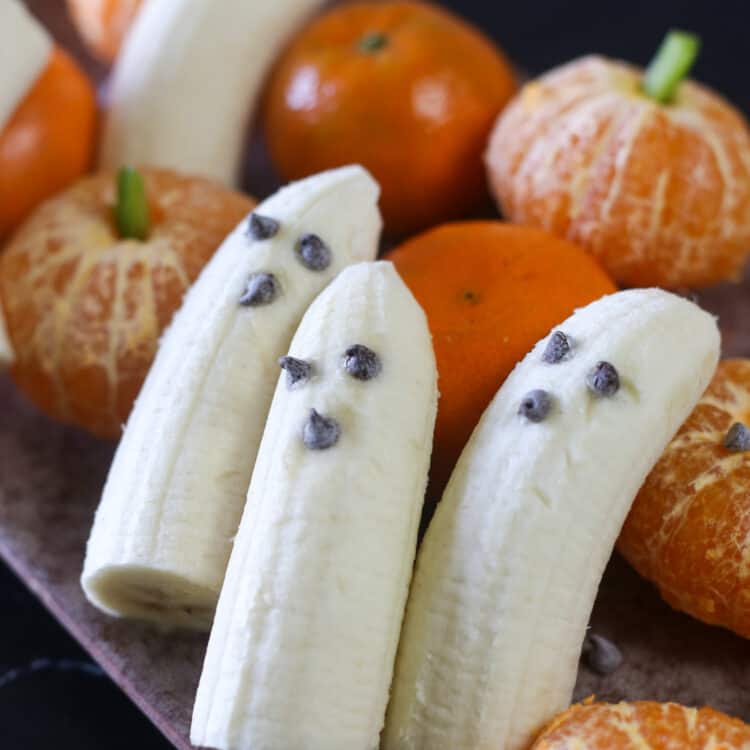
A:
0,47,97,241
66,0,142,63
486,56,750,289
531,700,750,750
0,168,253,438
388,221,616,489
619,359,750,639
263,0,517,237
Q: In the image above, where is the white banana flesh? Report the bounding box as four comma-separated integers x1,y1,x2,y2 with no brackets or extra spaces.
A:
191,261,438,750
81,166,381,630
100,0,324,185
0,0,51,132
383,288,720,750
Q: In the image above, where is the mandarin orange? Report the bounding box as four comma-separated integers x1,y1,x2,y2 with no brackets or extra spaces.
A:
619,359,750,638
0,47,97,240
531,700,750,750
388,221,616,489
486,56,750,288
66,0,142,63
0,167,253,438
263,0,517,236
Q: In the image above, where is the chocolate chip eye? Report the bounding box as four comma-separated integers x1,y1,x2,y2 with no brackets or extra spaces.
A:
247,213,280,240
518,389,552,422
343,344,381,381
278,356,312,388
724,422,750,451
302,409,340,450
542,331,572,363
295,234,331,271
586,361,620,397
239,272,279,306
582,633,623,676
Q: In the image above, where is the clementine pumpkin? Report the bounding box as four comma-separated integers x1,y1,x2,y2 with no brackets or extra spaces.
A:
0,167,253,437
486,38,750,288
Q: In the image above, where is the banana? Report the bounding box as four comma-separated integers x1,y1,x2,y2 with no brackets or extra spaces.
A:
100,0,324,185
0,0,52,132
81,166,381,630
383,288,720,750
190,261,438,750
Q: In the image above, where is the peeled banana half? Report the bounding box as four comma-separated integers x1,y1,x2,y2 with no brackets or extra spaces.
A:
81,166,381,630
383,288,720,750
191,261,438,750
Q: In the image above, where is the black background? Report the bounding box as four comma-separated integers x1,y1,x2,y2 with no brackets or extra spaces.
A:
2,1,748,748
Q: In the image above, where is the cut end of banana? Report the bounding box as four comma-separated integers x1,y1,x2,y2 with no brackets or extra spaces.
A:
82,566,217,631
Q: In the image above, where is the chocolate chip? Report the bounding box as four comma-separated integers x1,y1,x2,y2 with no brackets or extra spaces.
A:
724,422,750,452
518,389,553,422
586,361,620,397
278,356,312,388
582,633,623,676
247,213,280,240
295,234,331,271
302,409,340,450
343,344,381,381
239,272,279,306
542,331,573,364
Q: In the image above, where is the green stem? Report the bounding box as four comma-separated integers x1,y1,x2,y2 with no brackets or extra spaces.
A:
642,30,701,104
114,166,150,241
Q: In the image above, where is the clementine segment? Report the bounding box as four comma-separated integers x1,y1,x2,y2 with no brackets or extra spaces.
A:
486,56,750,288
619,359,750,638
263,0,517,236
531,701,750,750
66,0,142,63
0,168,253,438
0,47,97,240
388,221,616,489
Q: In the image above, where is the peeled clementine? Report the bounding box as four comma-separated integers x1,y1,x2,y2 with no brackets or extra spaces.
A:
0,167,253,438
263,0,517,237
388,221,616,489
531,701,750,750
619,359,750,638
486,56,750,288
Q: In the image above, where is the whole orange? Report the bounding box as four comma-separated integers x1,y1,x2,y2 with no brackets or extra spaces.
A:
388,221,616,489
619,359,750,638
531,701,750,750
66,0,143,63
0,47,97,240
486,56,750,288
0,168,253,438
262,0,517,237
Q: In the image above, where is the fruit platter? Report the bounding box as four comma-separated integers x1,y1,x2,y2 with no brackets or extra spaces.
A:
2,1,750,749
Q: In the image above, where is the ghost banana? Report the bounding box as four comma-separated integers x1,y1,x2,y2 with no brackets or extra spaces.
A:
100,0,324,185
81,165,381,630
191,261,438,750
383,288,720,750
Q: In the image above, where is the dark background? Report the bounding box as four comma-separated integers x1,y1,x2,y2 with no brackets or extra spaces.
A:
2,1,748,748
